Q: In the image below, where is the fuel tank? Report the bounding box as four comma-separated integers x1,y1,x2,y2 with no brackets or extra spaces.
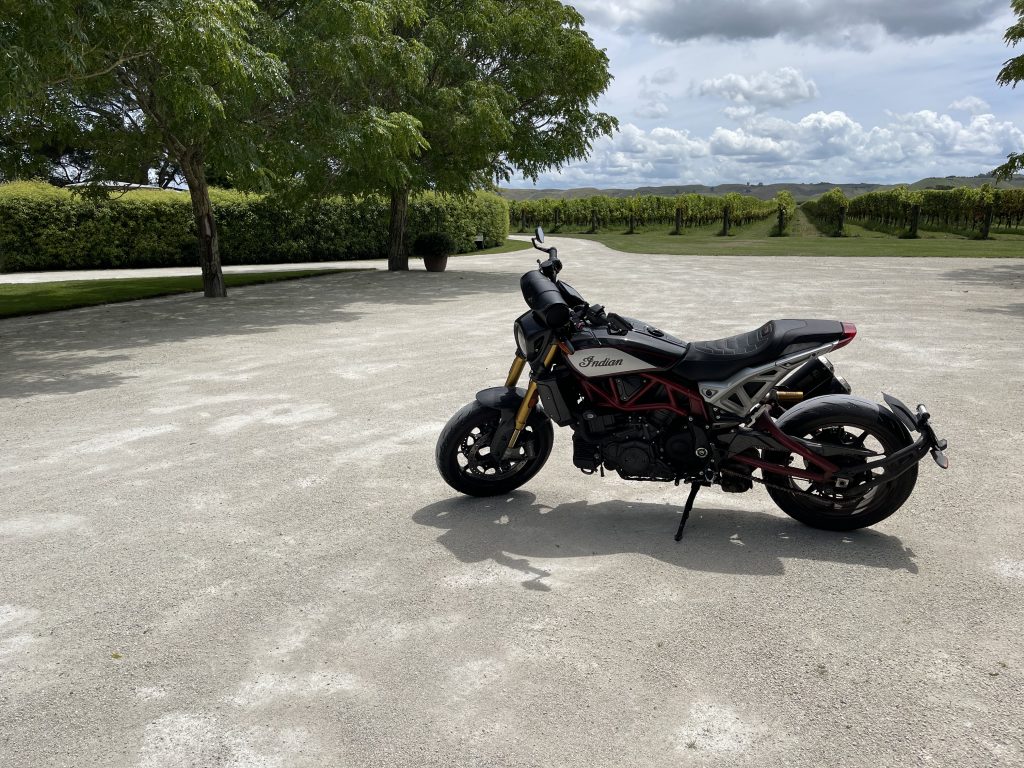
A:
567,320,688,378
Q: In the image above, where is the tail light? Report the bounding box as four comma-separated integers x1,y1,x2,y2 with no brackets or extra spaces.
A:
835,322,857,350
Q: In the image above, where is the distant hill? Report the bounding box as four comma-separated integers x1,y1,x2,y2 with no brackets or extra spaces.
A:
499,176,1024,203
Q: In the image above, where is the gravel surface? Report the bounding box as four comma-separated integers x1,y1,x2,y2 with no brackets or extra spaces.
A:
1,238,1022,767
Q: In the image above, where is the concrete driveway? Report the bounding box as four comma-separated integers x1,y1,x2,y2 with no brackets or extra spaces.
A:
1,238,1022,767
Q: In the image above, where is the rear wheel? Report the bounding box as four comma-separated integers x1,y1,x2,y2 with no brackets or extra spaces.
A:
436,401,553,497
764,403,917,531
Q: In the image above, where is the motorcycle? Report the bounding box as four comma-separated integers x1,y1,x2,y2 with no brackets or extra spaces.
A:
435,228,948,540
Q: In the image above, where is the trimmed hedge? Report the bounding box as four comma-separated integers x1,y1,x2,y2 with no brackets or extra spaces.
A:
0,182,509,272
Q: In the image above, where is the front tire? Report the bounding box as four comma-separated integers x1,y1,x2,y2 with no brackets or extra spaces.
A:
436,401,553,496
764,397,918,531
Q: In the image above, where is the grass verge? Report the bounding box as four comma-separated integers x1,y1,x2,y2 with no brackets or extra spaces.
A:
458,239,532,256
0,269,351,319
519,210,1024,258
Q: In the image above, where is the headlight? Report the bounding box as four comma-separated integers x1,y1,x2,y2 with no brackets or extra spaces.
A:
514,322,528,356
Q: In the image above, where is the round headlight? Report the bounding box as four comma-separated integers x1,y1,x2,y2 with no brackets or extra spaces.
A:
514,323,528,356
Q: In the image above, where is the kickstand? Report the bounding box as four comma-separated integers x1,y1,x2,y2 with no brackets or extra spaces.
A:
674,482,702,542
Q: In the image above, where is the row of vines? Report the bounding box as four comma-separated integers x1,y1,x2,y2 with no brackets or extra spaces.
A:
804,184,1024,238
508,192,794,235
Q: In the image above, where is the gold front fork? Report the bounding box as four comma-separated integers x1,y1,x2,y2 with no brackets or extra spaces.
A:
504,354,526,388
506,344,560,453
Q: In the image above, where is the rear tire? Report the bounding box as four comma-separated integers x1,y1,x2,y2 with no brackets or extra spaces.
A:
436,401,554,497
764,398,917,531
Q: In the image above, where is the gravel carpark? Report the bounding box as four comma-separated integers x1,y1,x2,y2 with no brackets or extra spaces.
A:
1,238,1022,767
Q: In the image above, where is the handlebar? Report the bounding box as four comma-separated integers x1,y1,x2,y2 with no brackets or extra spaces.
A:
531,237,562,279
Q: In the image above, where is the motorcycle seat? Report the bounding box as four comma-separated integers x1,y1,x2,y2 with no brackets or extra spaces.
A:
673,320,847,381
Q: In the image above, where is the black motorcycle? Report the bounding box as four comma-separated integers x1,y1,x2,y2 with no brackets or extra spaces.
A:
436,229,948,539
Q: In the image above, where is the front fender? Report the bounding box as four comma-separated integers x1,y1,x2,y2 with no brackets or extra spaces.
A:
475,386,551,453
476,386,530,412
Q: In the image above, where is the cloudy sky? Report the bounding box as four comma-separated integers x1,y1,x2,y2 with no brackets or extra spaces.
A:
509,0,1024,188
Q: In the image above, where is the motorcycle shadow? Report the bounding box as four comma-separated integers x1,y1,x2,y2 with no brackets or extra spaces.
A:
413,491,918,587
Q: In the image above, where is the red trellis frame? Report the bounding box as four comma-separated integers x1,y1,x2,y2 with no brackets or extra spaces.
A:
573,372,839,482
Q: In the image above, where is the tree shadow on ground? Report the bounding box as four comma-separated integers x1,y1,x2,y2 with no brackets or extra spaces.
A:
413,491,918,590
939,262,1023,318
940,262,1022,291
0,268,520,399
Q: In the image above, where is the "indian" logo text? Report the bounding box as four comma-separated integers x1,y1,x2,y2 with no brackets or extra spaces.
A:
577,355,623,368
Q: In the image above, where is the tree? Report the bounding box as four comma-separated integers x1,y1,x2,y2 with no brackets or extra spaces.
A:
1,0,426,295
371,0,617,270
994,0,1024,180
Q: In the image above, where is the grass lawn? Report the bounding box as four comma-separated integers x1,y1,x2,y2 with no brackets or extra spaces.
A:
0,269,353,319
519,209,1024,258
461,239,532,256
0,239,531,319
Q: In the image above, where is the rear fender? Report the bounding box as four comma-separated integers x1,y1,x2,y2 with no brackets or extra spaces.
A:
776,394,913,446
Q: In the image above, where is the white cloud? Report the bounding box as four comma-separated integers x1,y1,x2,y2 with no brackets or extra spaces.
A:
573,0,1006,47
634,74,672,120
700,68,819,111
636,101,670,119
650,67,678,85
948,96,991,115
517,109,1024,187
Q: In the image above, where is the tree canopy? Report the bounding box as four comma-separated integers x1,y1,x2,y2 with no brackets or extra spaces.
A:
372,0,617,269
1,0,616,283
1,0,427,294
994,0,1024,180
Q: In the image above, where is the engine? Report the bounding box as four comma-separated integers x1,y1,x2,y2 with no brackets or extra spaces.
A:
571,409,713,481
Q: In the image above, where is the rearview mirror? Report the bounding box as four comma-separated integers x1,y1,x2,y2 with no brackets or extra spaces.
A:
535,226,545,243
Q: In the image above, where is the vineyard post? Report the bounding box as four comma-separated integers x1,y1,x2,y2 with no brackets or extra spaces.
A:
981,204,994,239
672,207,682,235
908,204,920,238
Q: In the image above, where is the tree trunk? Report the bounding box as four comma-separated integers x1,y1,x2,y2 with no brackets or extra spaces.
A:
179,157,226,298
721,207,731,236
777,208,785,236
836,209,846,237
672,207,682,235
388,186,411,271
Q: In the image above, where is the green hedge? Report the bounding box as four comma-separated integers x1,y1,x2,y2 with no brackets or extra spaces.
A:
0,182,509,272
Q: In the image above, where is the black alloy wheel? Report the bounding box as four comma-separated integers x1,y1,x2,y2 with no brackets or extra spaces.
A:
436,401,554,496
764,407,918,531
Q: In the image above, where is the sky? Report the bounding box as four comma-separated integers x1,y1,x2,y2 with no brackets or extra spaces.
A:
508,0,1024,189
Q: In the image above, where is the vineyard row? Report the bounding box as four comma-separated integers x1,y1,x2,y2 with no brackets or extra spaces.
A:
803,185,1024,238
508,192,797,235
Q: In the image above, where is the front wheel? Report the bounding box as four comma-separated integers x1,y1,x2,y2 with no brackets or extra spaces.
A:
764,398,918,531
436,401,553,496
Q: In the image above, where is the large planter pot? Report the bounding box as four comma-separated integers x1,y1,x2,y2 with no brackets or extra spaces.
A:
423,254,448,272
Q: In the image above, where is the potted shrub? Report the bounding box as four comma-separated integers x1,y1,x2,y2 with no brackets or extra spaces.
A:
412,231,456,272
